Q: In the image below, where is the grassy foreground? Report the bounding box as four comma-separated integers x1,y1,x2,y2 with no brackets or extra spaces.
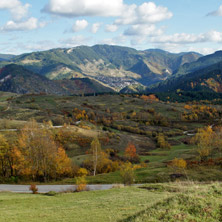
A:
1,182,222,222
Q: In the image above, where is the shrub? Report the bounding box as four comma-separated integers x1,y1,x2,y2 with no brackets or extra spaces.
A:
156,133,171,149
10,176,18,183
75,177,87,192
29,184,38,194
120,162,135,185
168,158,187,177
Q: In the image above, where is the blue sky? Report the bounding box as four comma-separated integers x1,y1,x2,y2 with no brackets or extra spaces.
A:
0,0,222,55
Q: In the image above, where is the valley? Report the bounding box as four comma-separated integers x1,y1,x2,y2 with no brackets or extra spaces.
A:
0,92,222,184
1,45,222,222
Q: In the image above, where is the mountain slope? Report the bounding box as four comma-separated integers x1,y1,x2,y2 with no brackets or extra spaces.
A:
175,50,222,76
120,83,147,94
1,45,201,89
0,64,114,95
149,61,222,93
0,54,15,61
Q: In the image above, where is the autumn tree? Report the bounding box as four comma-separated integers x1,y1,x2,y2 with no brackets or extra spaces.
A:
17,119,72,181
157,133,171,149
89,137,102,176
0,133,19,179
213,126,222,156
141,94,159,102
55,147,72,177
191,126,215,161
120,162,135,185
0,134,10,177
124,143,140,163
73,108,88,121
168,158,187,174
84,139,119,175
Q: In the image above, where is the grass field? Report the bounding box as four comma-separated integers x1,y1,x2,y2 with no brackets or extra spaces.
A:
0,182,222,222
0,186,168,222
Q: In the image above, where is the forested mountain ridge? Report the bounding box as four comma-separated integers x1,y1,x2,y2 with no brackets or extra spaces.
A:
174,50,222,76
0,45,201,90
148,61,222,93
0,64,114,95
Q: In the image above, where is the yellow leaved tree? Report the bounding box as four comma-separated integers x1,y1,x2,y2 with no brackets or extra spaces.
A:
191,126,215,161
17,119,72,181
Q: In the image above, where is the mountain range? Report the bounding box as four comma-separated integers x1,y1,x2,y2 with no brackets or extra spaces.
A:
0,45,201,90
1,44,222,96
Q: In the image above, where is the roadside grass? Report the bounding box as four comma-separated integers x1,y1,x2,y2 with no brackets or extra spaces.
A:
0,186,168,222
1,182,222,222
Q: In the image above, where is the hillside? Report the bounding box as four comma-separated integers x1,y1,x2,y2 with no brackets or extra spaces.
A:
0,45,201,89
149,61,222,93
0,64,114,95
120,83,147,94
0,53,15,61
175,50,222,76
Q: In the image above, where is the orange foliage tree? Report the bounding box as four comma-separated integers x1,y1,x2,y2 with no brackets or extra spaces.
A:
124,143,140,163
125,143,137,158
55,147,72,177
141,94,159,102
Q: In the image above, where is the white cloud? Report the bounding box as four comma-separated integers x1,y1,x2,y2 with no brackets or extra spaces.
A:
44,1,173,38
105,24,118,32
59,35,92,47
115,2,173,25
43,0,124,17
150,31,222,44
91,23,101,34
0,0,30,21
124,24,163,36
207,5,222,16
72,19,88,32
205,31,222,42
43,1,172,26
0,17,44,32
153,43,221,55
151,33,204,44
187,47,219,55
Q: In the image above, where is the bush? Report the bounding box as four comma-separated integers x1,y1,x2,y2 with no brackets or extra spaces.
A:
120,162,135,185
10,176,18,183
29,184,38,194
75,177,87,192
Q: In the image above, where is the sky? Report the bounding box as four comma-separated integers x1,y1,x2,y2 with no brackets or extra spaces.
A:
0,0,222,55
